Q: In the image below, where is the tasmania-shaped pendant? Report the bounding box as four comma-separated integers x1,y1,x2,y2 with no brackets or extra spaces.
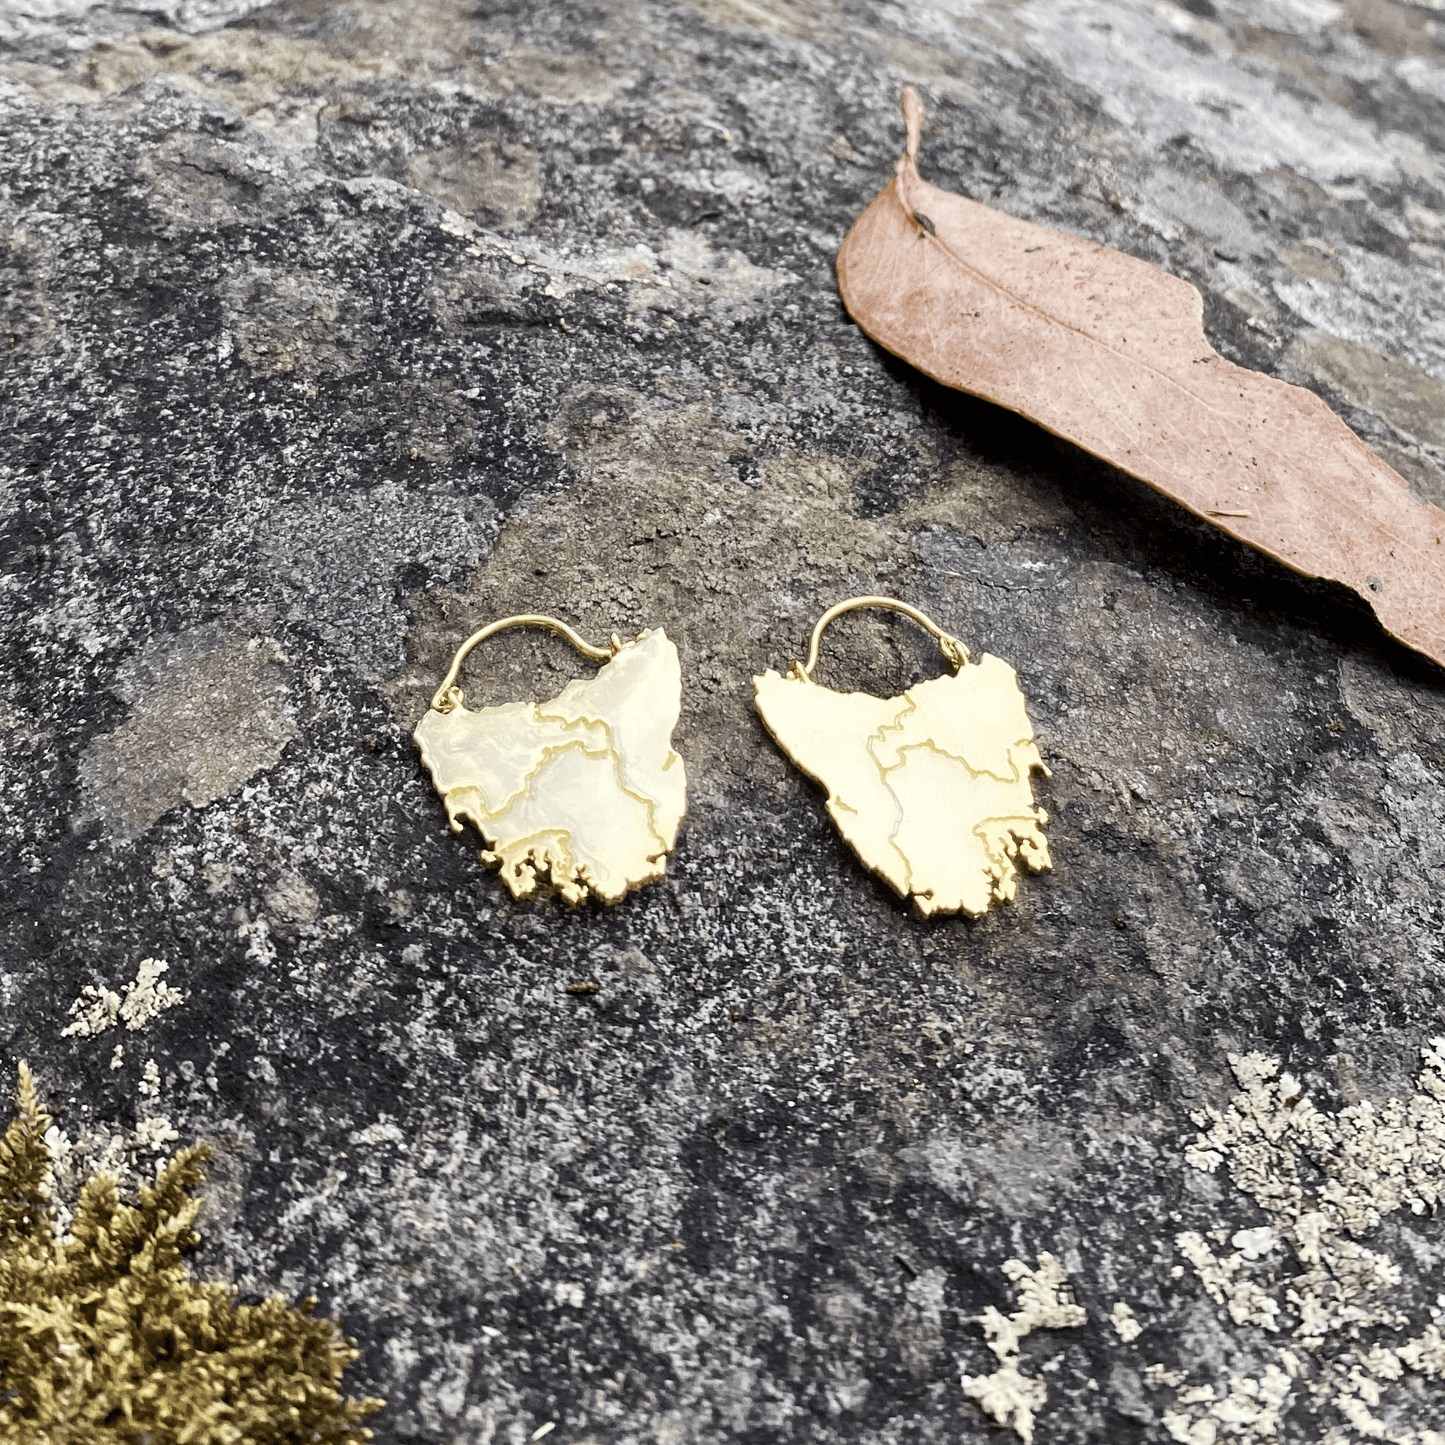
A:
754,598,1050,919
415,618,687,905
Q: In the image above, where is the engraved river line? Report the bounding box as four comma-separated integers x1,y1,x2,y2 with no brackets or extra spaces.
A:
754,652,1051,918
415,629,686,905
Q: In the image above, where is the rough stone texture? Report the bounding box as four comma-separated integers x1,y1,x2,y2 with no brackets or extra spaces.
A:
4,1,1445,1441
79,624,298,840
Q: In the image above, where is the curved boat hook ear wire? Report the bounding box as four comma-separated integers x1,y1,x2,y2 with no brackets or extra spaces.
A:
414,614,688,907
753,596,1051,920
790,595,971,681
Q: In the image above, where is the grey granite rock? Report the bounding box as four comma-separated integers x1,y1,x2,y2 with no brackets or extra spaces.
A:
5,1,1445,1441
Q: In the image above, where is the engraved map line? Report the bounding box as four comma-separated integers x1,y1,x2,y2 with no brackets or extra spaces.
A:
786,685,1042,901
871,736,1041,899
536,696,681,866
447,701,674,882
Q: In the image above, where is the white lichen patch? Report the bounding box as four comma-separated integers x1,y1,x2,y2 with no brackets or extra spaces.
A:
1156,1041,1445,1443
61,956,184,1038
1163,1365,1294,1444
131,1115,180,1154
39,1060,185,1201
93,1134,128,1180
1111,1300,1143,1343
961,1252,1086,1443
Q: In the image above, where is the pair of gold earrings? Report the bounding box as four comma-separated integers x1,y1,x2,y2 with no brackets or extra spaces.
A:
412,598,1052,919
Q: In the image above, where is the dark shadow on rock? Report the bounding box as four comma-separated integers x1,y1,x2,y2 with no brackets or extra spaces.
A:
863,341,1445,685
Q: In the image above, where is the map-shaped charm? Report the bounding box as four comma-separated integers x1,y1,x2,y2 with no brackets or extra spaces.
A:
754,600,1050,919
415,624,686,906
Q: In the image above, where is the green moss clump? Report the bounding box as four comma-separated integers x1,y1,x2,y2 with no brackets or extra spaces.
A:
0,1062,383,1441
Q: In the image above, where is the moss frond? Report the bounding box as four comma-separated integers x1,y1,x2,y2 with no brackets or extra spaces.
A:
0,1065,384,1440
0,1062,54,1245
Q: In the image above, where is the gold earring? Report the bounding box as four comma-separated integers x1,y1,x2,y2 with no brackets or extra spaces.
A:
753,597,1051,919
415,614,687,905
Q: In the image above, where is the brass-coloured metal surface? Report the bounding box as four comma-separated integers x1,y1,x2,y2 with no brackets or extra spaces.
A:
429,613,614,714
415,620,686,906
755,599,1050,919
796,596,970,679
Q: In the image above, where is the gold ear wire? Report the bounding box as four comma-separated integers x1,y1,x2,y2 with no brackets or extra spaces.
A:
794,595,970,684
430,614,614,714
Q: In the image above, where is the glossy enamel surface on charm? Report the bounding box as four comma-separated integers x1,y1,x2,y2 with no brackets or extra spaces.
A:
755,651,1051,919
415,628,686,905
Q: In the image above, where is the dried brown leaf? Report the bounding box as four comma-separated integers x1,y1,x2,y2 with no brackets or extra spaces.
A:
838,88,1445,669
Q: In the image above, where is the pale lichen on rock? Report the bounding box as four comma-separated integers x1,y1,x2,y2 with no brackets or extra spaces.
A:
1159,1042,1445,1443
1111,1299,1143,1344
960,1252,1086,1443
61,957,184,1039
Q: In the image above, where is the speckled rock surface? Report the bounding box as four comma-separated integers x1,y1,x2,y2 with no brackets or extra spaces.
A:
5,2,1445,1441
